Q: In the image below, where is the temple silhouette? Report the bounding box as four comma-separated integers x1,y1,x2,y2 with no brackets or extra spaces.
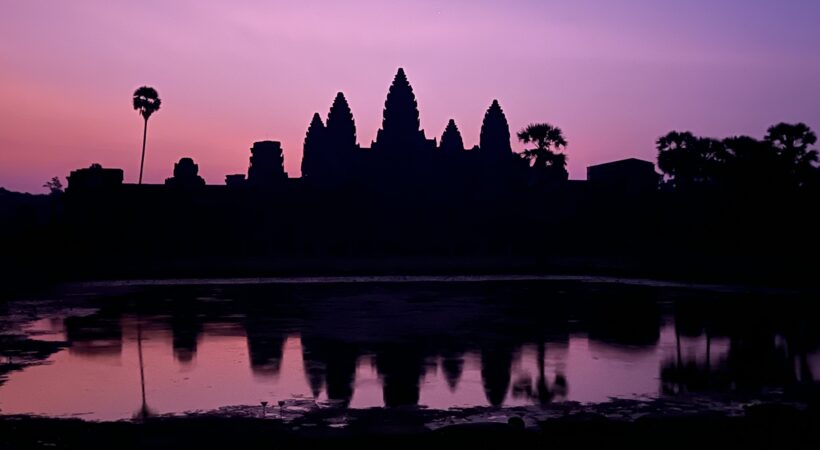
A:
66,68,654,195
2,68,818,284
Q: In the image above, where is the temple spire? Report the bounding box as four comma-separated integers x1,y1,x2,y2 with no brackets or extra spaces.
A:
479,99,512,157
440,119,465,153
301,112,326,179
326,92,357,151
374,68,425,152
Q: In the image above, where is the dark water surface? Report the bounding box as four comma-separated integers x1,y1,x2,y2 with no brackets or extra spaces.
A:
1,278,817,420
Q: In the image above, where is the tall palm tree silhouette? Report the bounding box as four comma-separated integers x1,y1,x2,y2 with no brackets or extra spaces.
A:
132,86,162,185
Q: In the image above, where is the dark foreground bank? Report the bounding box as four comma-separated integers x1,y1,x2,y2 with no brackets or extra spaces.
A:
2,403,819,450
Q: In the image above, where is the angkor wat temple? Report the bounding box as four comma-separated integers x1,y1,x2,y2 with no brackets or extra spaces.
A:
30,68,801,281
52,70,661,267
296,68,528,192
67,68,657,195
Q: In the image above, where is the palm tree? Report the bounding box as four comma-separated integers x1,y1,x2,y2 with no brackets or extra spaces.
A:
656,131,726,190
517,123,568,181
132,86,162,184
764,122,819,186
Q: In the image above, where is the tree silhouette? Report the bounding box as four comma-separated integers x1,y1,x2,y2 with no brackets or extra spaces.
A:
132,86,161,185
301,112,326,180
722,136,783,191
43,177,63,195
479,100,512,158
658,124,820,193
439,119,465,153
764,122,819,187
656,131,726,190
517,123,568,182
765,123,818,160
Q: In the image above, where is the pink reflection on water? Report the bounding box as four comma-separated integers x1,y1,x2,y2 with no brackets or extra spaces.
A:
1,321,308,419
0,321,737,420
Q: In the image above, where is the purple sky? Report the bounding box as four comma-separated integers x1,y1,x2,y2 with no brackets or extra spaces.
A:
2,0,819,193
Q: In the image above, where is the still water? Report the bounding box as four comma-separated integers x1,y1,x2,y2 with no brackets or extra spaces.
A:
1,278,817,420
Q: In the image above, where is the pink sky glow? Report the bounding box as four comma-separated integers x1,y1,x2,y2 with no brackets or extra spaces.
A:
2,0,819,192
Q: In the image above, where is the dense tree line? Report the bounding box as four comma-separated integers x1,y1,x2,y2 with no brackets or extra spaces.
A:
652,123,819,261
657,123,818,194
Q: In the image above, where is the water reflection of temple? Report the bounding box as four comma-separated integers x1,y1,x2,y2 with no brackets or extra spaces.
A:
64,311,123,357
301,336,358,406
55,283,819,411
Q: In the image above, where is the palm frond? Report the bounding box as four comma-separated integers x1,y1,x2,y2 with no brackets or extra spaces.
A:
132,86,161,119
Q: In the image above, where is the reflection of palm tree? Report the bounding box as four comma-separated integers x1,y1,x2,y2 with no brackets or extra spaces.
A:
512,343,567,405
785,327,815,385
532,343,567,405
534,342,550,405
705,331,711,372
132,86,162,185
663,324,718,394
675,325,683,368
134,320,154,420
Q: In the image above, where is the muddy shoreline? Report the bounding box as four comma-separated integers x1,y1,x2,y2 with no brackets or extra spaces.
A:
2,401,819,449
